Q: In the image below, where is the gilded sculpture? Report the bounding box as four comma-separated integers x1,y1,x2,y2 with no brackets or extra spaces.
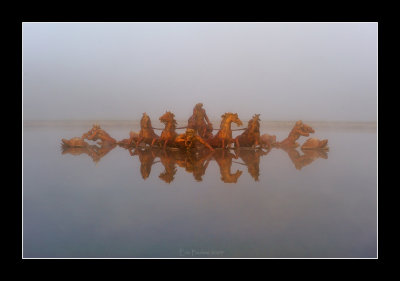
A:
234,114,261,148
187,103,213,139
207,112,243,148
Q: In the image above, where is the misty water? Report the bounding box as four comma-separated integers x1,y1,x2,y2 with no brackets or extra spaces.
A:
23,121,377,258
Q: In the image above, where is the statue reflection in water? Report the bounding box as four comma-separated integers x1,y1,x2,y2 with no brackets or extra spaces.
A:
234,148,271,181
128,147,213,183
280,147,328,170
61,124,117,164
176,149,214,182
127,147,246,183
61,145,328,182
212,149,243,183
61,142,116,165
128,147,159,180
61,121,328,181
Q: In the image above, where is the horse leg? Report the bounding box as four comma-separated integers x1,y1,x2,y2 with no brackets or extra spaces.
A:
205,141,214,151
222,139,225,149
226,138,231,148
136,137,143,148
233,148,239,159
129,137,136,146
163,139,168,150
151,138,157,147
235,137,240,149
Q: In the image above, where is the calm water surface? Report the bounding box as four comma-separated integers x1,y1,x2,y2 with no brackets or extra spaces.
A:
23,123,377,258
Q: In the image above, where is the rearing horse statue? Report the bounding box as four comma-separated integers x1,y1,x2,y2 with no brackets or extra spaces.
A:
208,112,243,148
135,113,160,148
277,120,314,148
234,114,261,148
82,124,117,145
159,111,178,149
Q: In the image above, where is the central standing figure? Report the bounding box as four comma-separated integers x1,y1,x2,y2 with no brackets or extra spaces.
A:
187,103,213,139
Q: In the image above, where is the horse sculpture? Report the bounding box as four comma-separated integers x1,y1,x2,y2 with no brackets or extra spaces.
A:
135,113,159,148
62,124,116,147
208,113,243,148
159,111,179,149
60,103,331,181
277,120,314,148
187,103,213,139
234,114,261,148
82,124,117,145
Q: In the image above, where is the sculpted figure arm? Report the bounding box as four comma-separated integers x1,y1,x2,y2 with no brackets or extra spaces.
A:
175,133,185,142
175,134,186,145
204,109,211,126
195,135,214,151
85,130,97,141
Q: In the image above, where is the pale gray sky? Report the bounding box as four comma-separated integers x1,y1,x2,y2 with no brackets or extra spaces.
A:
23,22,377,121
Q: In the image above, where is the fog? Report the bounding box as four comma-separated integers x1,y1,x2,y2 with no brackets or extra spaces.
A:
23,22,377,122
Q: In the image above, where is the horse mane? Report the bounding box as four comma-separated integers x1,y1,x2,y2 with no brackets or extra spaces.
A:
218,112,235,129
251,114,260,126
140,114,151,128
166,111,177,125
221,112,234,121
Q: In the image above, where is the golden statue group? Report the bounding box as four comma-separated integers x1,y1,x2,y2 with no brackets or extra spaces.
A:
61,103,329,182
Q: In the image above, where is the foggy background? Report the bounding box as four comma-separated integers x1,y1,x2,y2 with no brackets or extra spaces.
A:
23,22,377,122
